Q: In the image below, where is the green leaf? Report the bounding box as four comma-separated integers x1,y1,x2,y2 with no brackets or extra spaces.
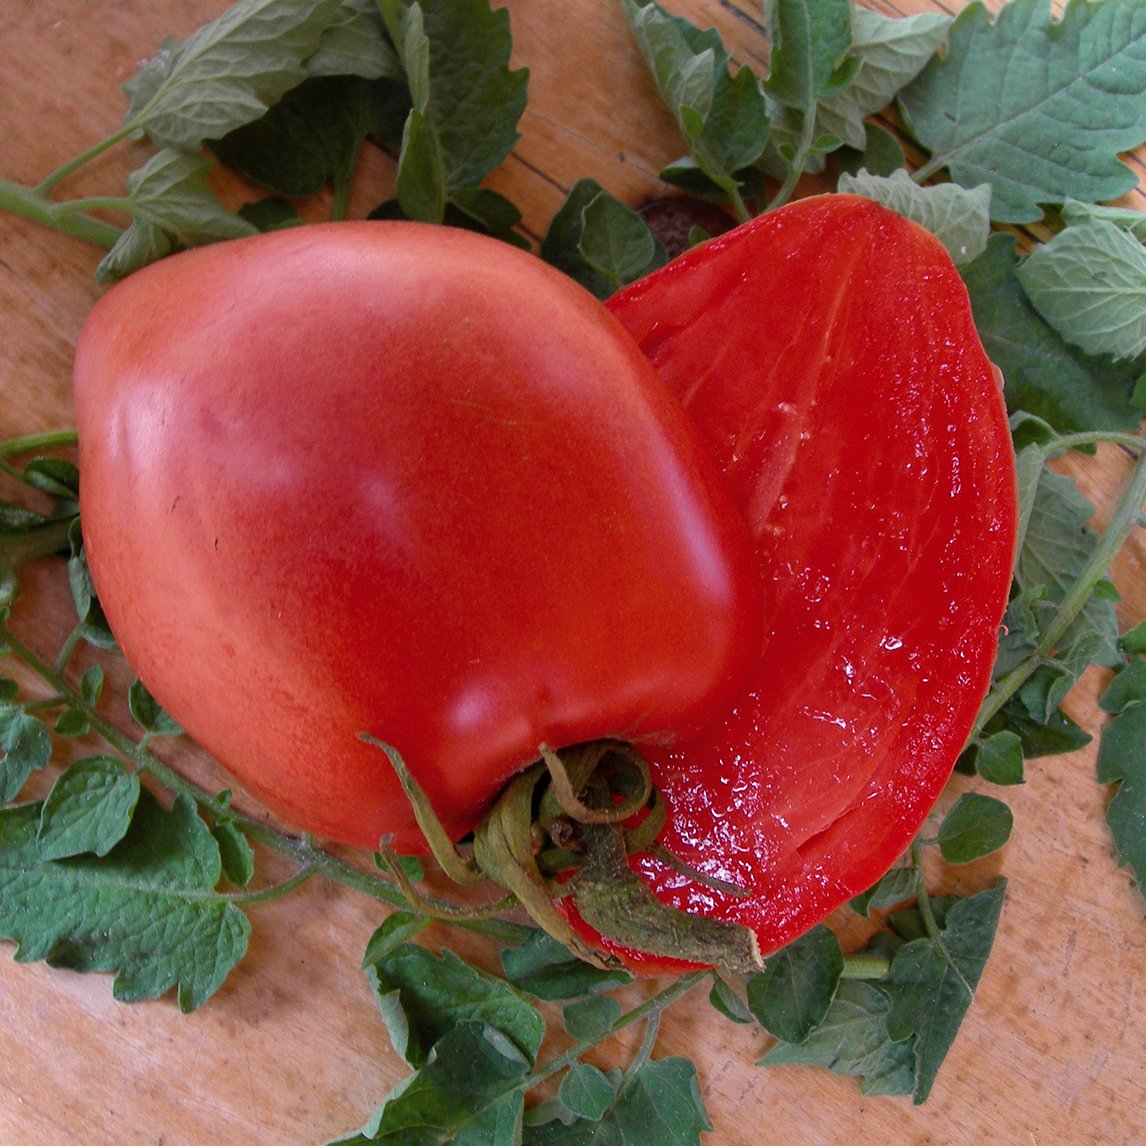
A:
1016,220,1146,361
501,928,632,1001
962,234,1143,432
992,697,1093,758
1122,619,1146,656
1097,665,1146,896
562,994,622,1042
559,1062,618,1122
370,942,545,1068
622,1,770,198
813,6,949,151
37,757,141,860
759,978,915,1096
0,703,52,802
303,0,404,81
210,75,405,201
99,149,258,278
577,192,663,291
745,924,844,1044
541,179,664,300
973,730,1026,786
937,793,1014,863
211,819,255,888
361,911,430,968
899,0,1146,222
851,865,917,916
708,974,753,1024
381,0,528,219
885,881,1007,1102
837,169,991,265
127,678,183,737
0,790,249,1011
66,530,117,648
1015,465,1121,665
524,1057,712,1145
1062,198,1146,243
123,0,348,151
764,0,856,109
357,1021,530,1144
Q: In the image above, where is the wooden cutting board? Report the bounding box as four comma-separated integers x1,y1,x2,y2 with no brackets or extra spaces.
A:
2,1,1144,1143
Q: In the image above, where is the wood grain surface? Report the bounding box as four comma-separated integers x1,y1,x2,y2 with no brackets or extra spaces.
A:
2,2,1145,1143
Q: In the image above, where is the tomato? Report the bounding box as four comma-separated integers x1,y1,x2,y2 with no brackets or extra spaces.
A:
72,220,762,853
564,195,1017,967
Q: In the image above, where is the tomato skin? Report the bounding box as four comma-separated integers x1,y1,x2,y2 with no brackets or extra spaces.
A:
73,221,762,852
573,195,1017,966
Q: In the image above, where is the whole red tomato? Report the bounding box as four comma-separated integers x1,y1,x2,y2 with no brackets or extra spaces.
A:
562,195,1017,968
73,221,762,853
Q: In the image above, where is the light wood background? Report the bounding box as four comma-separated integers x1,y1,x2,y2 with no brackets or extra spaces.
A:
1,1,1144,1143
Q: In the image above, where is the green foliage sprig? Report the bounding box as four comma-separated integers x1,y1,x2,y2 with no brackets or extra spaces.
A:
1,0,1145,1140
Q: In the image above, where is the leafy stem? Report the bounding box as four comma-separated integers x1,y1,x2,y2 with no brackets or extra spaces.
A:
0,178,124,248
526,971,709,1092
0,622,531,946
911,839,943,943
974,432,1146,737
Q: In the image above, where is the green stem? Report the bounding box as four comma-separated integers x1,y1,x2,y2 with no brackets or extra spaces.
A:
766,106,818,212
911,840,943,943
1048,431,1146,455
0,178,124,248
526,971,708,1091
0,623,532,946
974,440,1146,737
841,952,891,980
34,127,134,195
0,430,79,458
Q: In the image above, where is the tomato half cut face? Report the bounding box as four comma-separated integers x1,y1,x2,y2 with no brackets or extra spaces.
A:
73,221,763,852
586,194,1017,964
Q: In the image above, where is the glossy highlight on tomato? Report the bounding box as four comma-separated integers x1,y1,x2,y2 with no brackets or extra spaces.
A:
576,195,1017,965
72,220,763,853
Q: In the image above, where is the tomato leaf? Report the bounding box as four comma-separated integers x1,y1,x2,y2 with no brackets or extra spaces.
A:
342,1021,531,1145
562,994,622,1041
523,1056,712,1145
558,1062,618,1121
1097,661,1146,898
764,0,856,109
899,0,1146,222
209,75,407,200
621,1,770,199
36,757,141,860
1063,199,1146,244
837,169,991,265
379,0,527,220
1016,220,1146,361
302,0,403,81
745,924,844,1044
127,678,183,737
369,942,545,1069
970,731,1026,787
123,0,348,151
884,881,1007,1102
815,7,949,150
963,234,1144,433
541,179,664,299
0,791,249,1011
937,793,1014,864
759,979,915,1097
0,702,52,802
1015,466,1121,665
97,149,258,282
210,819,255,888
851,866,918,916
501,930,632,1000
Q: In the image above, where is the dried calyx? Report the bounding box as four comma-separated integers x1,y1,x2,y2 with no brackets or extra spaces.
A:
366,735,762,974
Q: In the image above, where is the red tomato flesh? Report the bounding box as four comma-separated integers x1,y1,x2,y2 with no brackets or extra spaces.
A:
73,221,762,853
586,195,1017,964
